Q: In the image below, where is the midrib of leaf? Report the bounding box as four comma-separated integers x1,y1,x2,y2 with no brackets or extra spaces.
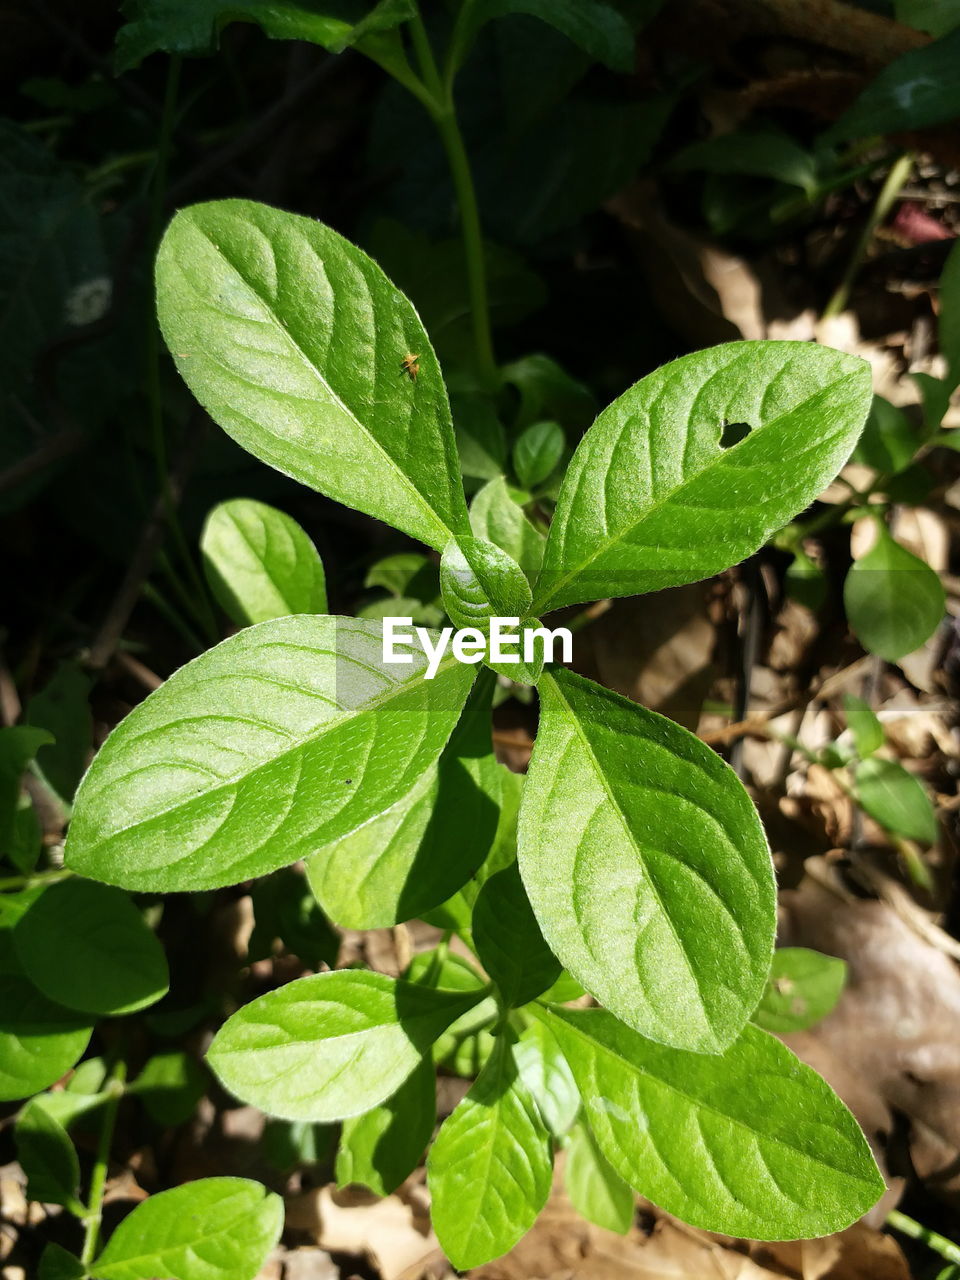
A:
542,1011,877,1187
532,374,860,612
194,224,459,548
448,1042,511,1251
91,647,470,847
545,675,715,1037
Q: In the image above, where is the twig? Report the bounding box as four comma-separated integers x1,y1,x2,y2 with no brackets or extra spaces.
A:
80,1057,127,1268
888,1209,960,1266
113,651,164,692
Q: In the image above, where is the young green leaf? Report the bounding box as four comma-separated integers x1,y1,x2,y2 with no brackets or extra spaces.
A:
474,862,561,1007
843,693,885,759
440,535,533,630
513,421,564,489
306,671,502,928
200,497,327,626
115,0,416,71
207,969,484,1121
365,552,438,601
536,1005,884,1239
470,476,546,578
669,129,818,195
26,663,93,805
853,396,919,475
826,28,960,141
65,615,476,892
336,1057,435,1196
855,757,937,843
752,947,846,1034
89,1177,283,1280
452,0,635,73
14,879,169,1016
513,1019,580,1137
518,669,774,1053
406,949,498,1077
564,1118,633,1234
844,526,944,662
427,1035,553,1269
15,1100,84,1213
39,1244,85,1280
156,200,469,551
785,548,827,612
129,1051,207,1125
0,933,92,1102
0,725,52,857
532,341,871,612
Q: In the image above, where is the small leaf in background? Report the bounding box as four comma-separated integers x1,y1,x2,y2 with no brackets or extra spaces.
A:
440,535,532,630
827,28,960,140
200,498,327,626
0,932,92,1102
115,0,416,71
129,1051,207,1125
307,671,502,928
751,947,847,1034
843,693,885,759
844,524,945,661
855,756,938,844
513,420,564,489
533,341,871,612
263,1118,334,1173
336,1057,435,1196
8,792,42,875
513,1018,580,1137
26,663,93,805
502,354,596,433
65,616,476,892
405,950,498,1077
428,1035,553,1269
470,476,546,578
785,548,827,612
473,862,561,1007
853,395,920,475
157,200,469,551
457,0,635,72
89,1177,283,1280
14,878,169,1016
453,393,509,485
249,867,339,969
207,969,483,1121
519,669,775,1053
365,552,438,602
39,1244,86,1280
537,1006,884,1239
15,1100,84,1212
669,129,818,196
0,726,52,860
896,0,960,35
565,1118,634,1234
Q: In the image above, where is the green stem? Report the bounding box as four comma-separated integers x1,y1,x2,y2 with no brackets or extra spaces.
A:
823,152,914,319
81,1058,127,1267
407,11,498,389
888,1209,960,1267
424,930,453,986
0,867,73,893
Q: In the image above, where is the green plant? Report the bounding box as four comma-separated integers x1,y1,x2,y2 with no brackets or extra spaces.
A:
11,193,887,1272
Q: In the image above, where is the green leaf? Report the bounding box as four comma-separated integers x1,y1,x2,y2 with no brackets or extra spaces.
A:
827,28,960,141
896,0,960,35
940,238,960,392
156,200,468,551
14,878,169,1016
0,726,53,857
405,950,498,1077
39,1244,86,1280
9,793,42,875
15,1100,84,1212
336,1057,435,1195
843,693,885,758
513,421,564,489
502,354,595,433
669,129,818,195
454,0,635,72
513,1018,579,1137
565,1118,633,1234
26,663,93,805
428,1035,553,1269
454,393,509,483
64,615,476,892
853,395,919,475
116,0,415,71
200,498,326,627
844,525,944,661
474,862,561,1007
855,756,937,843
752,947,846,1034
365,552,437,600
0,933,92,1102
518,669,775,1053
470,476,546,578
440,535,533,629
785,548,827,612
249,867,339,969
90,1177,283,1280
306,671,501,927
536,1005,884,1239
129,1051,207,1125
533,341,871,612
207,969,483,1121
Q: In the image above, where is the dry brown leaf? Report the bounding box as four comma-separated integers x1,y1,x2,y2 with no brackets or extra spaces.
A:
285,1185,438,1280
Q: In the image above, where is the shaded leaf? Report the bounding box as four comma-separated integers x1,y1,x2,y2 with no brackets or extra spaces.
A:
844,525,944,661
565,1117,633,1234
853,395,919,475
129,1051,207,1125
456,0,635,72
827,28,960,141
513,420,564,489
474,862,561,1007
752,948,847,1034
26,664,93,805
15,1100,84,1212
855,756,937,843
249,867,339,969
844,693,885,759
39,1244,85,1280
336,1057,435,1195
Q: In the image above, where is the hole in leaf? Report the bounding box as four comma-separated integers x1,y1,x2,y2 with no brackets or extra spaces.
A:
720,420,752,449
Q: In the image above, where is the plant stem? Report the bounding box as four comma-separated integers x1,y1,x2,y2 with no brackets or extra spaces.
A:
0,867,73,893
888,1209,960,1267
823,152,914,319
424,930,453,986
407,11,498,389
81,1058,127,1267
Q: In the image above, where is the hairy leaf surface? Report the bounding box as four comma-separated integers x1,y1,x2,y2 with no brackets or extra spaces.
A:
536,1005,884,1239
65,616,475,891
518,669,775,1052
